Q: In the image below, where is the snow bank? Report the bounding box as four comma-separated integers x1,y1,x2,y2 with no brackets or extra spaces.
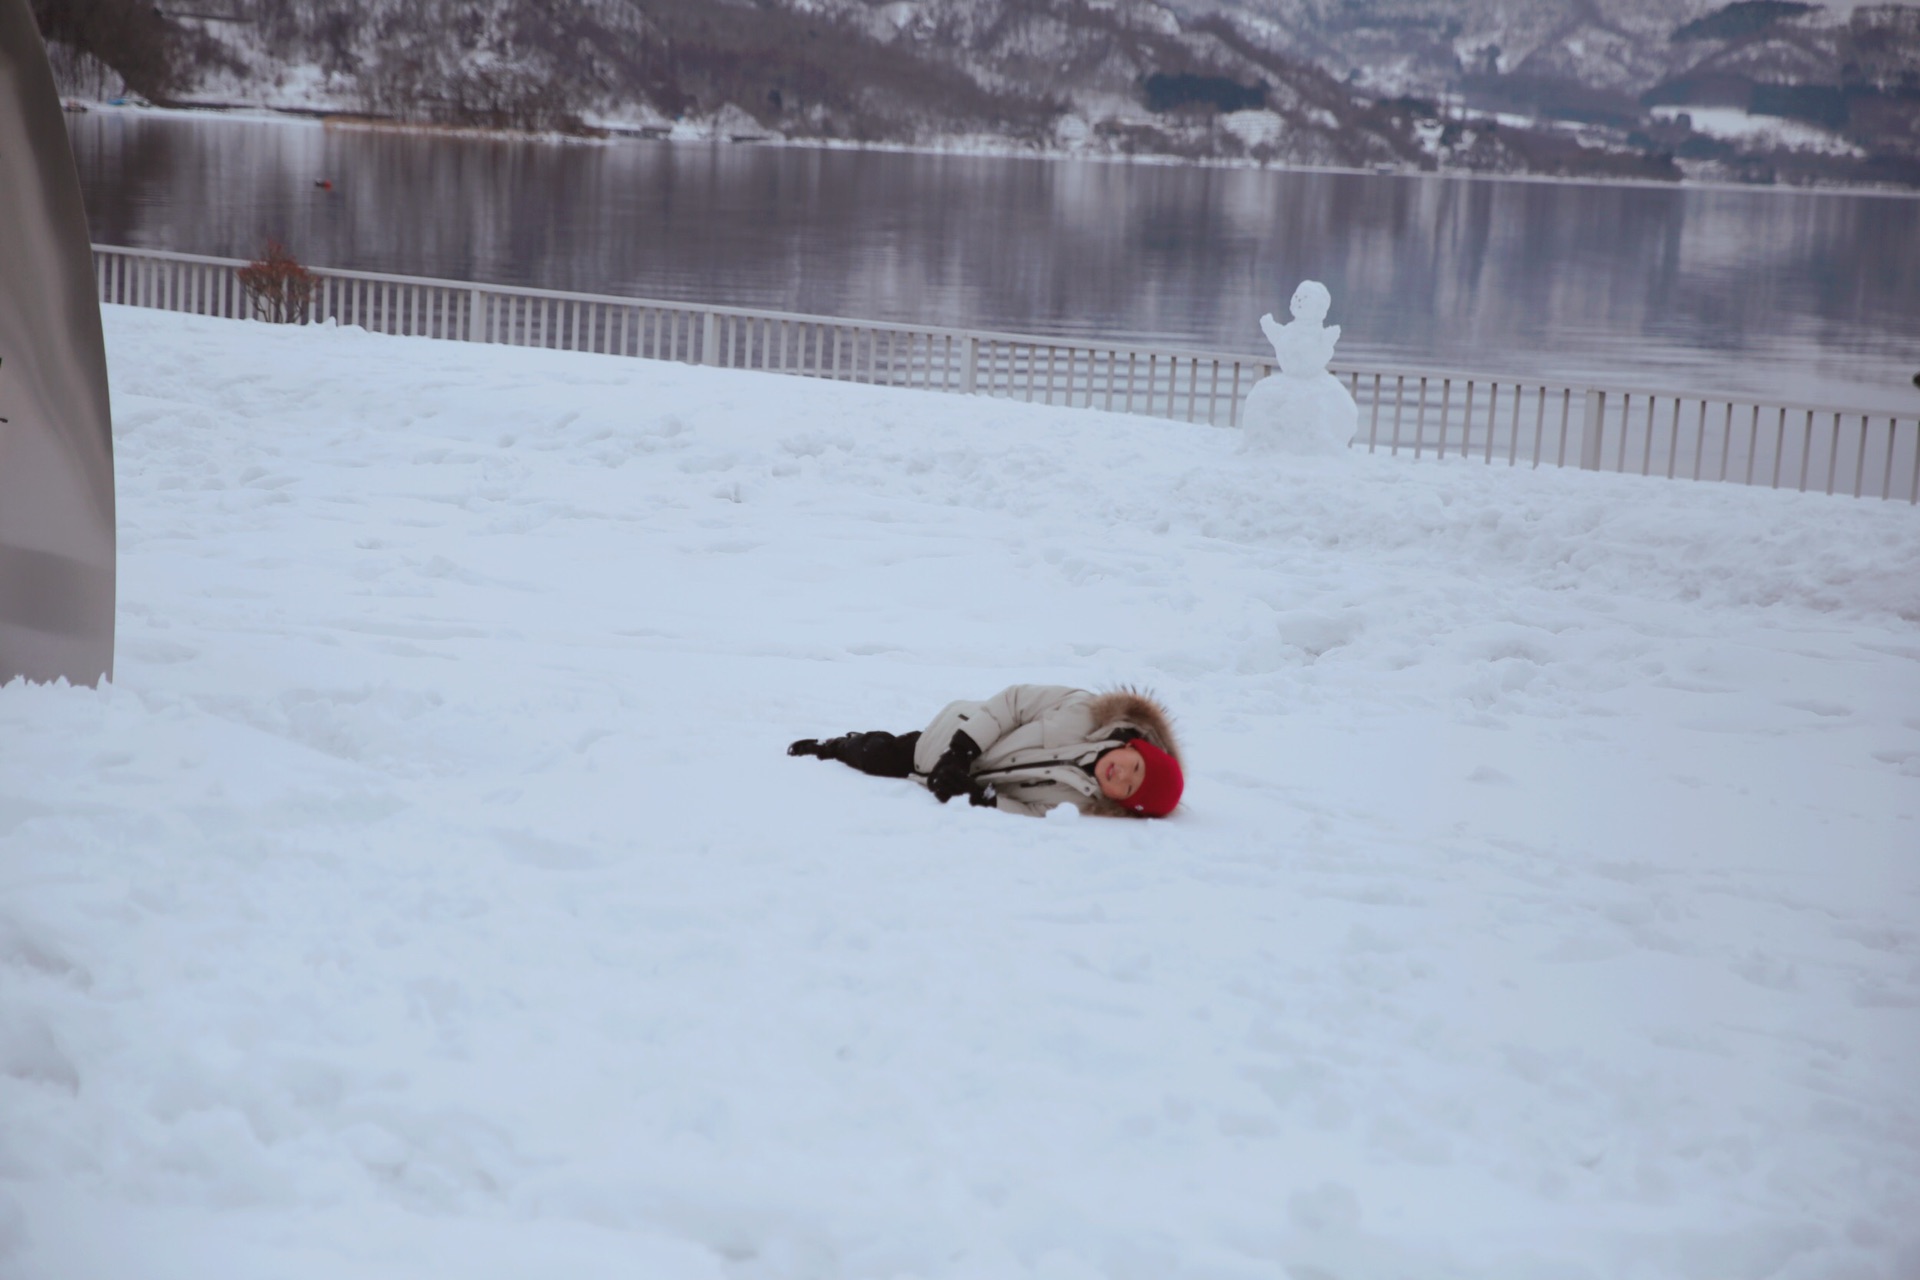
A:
3,307,1917,1279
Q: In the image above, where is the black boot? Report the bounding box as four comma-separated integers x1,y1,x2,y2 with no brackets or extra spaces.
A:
788,730,920,778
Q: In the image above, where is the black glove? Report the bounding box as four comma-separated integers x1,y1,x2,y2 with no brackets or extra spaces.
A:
927,731,982,803
787,738,822,757
968,782,998,808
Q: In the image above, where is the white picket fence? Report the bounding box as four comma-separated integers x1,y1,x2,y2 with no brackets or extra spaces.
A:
93,244,1920,503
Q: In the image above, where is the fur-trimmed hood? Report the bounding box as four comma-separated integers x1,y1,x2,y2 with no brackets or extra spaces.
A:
1085,688,1182,767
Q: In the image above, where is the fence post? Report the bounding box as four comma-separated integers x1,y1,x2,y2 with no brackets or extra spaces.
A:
702,312,718,365
1580,389,1606,470
467,289,482,342
961,336,978,394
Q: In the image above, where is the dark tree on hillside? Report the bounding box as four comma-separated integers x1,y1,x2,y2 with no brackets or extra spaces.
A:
1671,2,1817,44
30,0,181,99
1142,72,1266,115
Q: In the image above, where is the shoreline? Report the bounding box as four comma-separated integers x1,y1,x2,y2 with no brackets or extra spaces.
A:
70,98,1920,202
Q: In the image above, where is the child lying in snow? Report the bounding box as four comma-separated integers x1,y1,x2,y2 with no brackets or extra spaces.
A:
789,685,1184,818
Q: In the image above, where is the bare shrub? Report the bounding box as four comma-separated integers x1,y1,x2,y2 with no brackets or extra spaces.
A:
238,241,318,325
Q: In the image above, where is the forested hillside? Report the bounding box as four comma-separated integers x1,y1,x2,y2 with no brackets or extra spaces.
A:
31,0,1920,185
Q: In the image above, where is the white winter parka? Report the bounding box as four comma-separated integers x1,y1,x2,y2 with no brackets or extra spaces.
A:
911,685,1182,818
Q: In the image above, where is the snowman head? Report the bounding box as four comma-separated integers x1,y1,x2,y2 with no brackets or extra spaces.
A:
1289,280,1332,323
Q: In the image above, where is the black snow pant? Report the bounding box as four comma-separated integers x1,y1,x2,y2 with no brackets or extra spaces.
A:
793,730,921,779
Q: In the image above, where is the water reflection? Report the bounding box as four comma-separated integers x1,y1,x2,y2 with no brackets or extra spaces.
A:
68,113,1920,409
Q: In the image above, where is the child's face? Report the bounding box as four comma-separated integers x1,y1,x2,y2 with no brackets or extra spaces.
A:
1096,745,1146,802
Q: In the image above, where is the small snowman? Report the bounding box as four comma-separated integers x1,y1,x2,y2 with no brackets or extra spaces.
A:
1240,280,1359,456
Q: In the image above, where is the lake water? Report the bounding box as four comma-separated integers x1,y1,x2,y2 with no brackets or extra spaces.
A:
67,111,1920,412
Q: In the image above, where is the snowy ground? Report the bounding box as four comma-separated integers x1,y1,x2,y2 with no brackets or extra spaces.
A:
3,307,1919,1280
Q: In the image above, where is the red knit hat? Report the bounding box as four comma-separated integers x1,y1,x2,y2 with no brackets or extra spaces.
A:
1124,739,1183,817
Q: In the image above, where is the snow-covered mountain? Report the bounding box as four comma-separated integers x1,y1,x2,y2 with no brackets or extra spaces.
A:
149,0,1430,168
1177,0,1735,95
39,0,1920,185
